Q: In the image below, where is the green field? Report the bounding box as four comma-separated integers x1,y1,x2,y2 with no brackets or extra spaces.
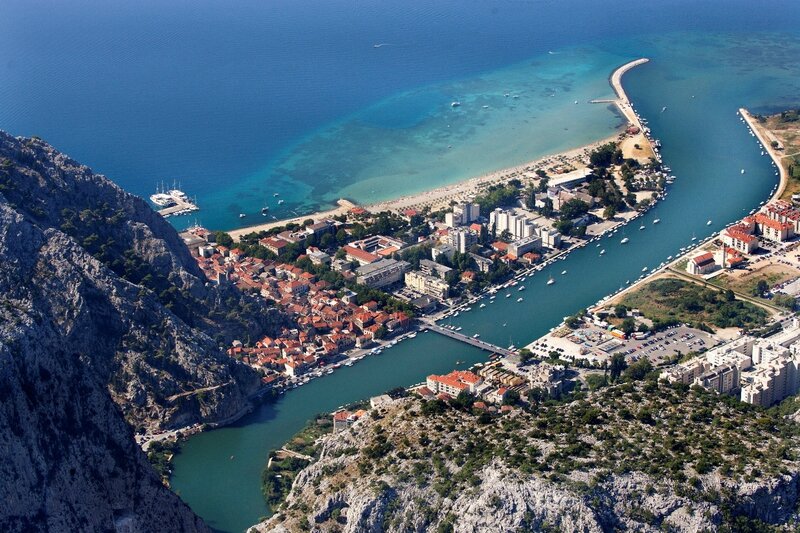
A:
621,277,768,330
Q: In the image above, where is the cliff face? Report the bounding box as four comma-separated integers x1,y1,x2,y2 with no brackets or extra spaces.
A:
257,386,800,533
0,132,287,531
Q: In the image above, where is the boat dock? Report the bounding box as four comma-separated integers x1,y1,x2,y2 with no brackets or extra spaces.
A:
422,323,517,357
157,196,199,218
150,187,200,218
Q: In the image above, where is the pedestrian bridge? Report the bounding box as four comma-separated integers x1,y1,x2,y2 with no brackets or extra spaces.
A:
422,323,517,357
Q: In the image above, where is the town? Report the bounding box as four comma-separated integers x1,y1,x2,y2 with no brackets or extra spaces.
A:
178,131,669,393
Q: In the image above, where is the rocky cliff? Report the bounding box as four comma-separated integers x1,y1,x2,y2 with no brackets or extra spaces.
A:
257,383,800,532
0,132,287,531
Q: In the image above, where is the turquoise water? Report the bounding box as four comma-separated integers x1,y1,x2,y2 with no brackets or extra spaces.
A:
171,32,800,533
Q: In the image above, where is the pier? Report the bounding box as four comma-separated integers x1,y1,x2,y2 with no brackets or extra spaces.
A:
422,322,517,357
157,196,199,218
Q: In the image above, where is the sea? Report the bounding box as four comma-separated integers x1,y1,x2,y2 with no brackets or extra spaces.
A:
4,1,800,532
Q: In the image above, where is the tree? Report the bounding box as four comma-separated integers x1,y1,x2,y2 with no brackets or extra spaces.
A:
502,390,521,405
320,233,335,249
559,199,589,221
519,348,534,364
754,279,769,296
620,317,637,336
622,359,654,382
374,326,388,340
603,205,617,219
609,353,628,382
614,304,627,318
214,231,234,248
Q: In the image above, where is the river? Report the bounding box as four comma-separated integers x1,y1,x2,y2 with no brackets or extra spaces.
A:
170,31,800,533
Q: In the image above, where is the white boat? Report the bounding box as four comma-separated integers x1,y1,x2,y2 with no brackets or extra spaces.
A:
479,303,486,308
451,101,461,107
741,169,746,174
278,199,285,205
473,333,480,338
642,266,648,272
482,105,489,109
639,224,645,230
455,326,462,332
600,249,606,255
261,207,269,216
517,297,524,302
653,218,660,224
561,270,567,275
273,192,279,197
706,220,712,226
621,237,629,244
239,213,246,218
547,277,555,285
574,100,579,104
518,285,525,291
506,293,511,298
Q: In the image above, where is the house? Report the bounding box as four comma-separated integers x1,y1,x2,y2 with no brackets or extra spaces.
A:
686,252,717,276
259,237,289,255
426,370,483,397
751,212,794,243
343,245,380,265
722,226,760,254
486,387,508,404
332,409,367,433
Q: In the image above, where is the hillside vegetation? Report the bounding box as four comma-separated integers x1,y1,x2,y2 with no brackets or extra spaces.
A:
257,380,800,532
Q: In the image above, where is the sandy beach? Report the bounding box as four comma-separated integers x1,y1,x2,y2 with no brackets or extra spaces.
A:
228,58,651,241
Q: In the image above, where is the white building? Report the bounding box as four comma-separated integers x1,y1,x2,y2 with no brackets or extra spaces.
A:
445,202,481,227
405,270,450,300
445,227,478,253
489,208,537,240
355,259,409,288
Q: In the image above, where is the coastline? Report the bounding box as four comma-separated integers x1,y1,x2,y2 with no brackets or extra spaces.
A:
227,58,651,242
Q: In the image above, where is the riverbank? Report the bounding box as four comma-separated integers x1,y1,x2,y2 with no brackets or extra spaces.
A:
739,108,787,202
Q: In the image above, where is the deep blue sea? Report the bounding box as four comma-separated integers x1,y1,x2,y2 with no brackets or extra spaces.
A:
5,2,800,532
2,0,798,231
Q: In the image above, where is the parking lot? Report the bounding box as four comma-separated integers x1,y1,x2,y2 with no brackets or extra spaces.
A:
528,324,717,367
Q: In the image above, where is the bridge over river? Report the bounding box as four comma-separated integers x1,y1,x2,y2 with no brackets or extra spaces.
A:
421,322,517,357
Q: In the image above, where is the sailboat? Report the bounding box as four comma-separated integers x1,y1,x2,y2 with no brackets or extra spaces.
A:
620,228,629,244
547,276,555,285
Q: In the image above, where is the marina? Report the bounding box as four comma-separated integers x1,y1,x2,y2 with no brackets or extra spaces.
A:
150,184,199,218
